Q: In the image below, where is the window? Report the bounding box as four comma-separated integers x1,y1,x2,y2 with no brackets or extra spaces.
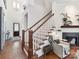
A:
13,1,20,10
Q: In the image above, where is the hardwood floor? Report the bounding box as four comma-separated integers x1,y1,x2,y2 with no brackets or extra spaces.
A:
40,52,60,59
39,52,73,59
0,40,27,59
0,40,79,59
39,47,79,59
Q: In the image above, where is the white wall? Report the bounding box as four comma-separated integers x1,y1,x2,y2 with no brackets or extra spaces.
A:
52,0,79,28
52,0,79,39
5,0,52,39
28,0,52,28
0,0,28,50
34,0,52,11
5,0,27,38
2,0,52,40
0,0,6,50
0,0,3,7
5,0,52,37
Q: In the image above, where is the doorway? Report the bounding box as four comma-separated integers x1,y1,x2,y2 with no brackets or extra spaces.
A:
13,23,20,37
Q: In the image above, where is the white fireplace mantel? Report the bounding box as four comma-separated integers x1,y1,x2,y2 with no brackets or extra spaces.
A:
59,27,79,40
61,25,79,32
62,28,79,32
61,28,79,32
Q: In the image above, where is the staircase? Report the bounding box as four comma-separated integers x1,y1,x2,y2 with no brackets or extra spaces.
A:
22,10,54,59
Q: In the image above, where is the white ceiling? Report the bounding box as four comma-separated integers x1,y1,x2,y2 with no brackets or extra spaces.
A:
54,0,79,3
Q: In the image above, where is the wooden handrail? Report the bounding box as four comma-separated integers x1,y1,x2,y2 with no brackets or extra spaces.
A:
33,13,54,33
24,10,52,32
22,10,53,59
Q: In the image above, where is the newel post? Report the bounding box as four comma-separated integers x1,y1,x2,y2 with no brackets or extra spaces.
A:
28,30,33,59
22,30,25,50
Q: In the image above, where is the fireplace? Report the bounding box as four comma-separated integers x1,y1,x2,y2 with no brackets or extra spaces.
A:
62,32,79,46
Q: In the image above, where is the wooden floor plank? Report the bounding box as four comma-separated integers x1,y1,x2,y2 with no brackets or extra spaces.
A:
0,40,27,59
0,40,78,59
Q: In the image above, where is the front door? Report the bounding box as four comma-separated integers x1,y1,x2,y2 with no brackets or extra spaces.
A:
13,23,20,37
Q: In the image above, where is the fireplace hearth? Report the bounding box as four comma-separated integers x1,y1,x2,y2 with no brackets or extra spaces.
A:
62,32,79,46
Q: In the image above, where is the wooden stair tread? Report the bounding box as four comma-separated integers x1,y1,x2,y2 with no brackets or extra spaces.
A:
50,29,54,30
48,32,52,33
52,26,56,28
45,35,49,37
39,43,45,45
35,48,41,51
42,39,47,41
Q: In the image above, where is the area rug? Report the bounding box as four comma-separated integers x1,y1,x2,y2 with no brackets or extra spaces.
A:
65,46,79,59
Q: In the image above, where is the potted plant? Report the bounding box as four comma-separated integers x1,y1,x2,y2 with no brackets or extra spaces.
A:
63,17,67,26
61,13,70,26
66,20,72,26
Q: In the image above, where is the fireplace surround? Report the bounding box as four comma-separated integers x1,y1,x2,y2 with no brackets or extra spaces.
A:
62,32,79,46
